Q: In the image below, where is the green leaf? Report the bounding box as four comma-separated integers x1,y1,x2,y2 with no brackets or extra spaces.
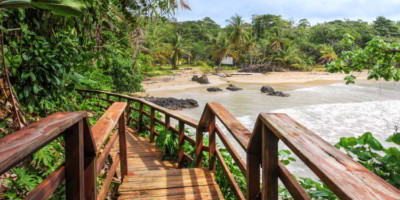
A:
366,136,383,151
386,132,400,145
32,0,86,17
0,0,33,8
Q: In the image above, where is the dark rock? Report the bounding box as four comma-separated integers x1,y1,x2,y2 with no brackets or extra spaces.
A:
197,75,210,84
261,86,275,94
191,75,199,81
145,97,199,110
261,85,290,97
226,84,243,91
270,91,290,97
207,87,223,92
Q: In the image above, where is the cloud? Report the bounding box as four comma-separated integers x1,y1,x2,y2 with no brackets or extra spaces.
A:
175,0,400,26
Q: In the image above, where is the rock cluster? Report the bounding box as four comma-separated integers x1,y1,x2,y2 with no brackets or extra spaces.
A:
192,75,209,84
145,97,199,110
260,86,290,97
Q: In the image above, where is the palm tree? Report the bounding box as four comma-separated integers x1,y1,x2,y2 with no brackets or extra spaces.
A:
242,33,257,67
209,32,238,71
319,45,337,64
226,14,248,47
169,33,190,69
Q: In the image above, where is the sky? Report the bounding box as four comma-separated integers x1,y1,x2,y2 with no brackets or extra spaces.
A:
175,0,400,26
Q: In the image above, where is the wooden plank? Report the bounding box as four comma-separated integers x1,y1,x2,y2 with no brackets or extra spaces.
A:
24,165,65,200
97,131,118,174
155,118,165,126
64,120,85,200
98,154,120,200
129,168,213,176
118,184,221,197
216,149,246,200
119,114,128,180
0,112,86,175
119,192,223,200
206,102,252,150
92,102,127,150
184,134,196,145
262,124,278,200
215,126,246,175
261,113,400,200
119,175,217,191
142,111,151,118
123,171,215,183
278,163,311,200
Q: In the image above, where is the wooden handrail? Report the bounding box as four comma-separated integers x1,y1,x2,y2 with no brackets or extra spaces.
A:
78,89,400,200
0,112,88,175
0,102,128,200
248,113,400,200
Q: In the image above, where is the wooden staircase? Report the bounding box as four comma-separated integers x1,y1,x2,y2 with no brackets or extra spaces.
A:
112,128,224,200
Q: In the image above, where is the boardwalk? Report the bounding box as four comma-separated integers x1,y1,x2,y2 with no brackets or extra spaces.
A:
111,128,224,200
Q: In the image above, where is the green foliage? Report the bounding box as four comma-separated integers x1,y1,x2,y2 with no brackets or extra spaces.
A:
155,129,179,160
0,0,86,17
336,132,400,188
327,36,400,84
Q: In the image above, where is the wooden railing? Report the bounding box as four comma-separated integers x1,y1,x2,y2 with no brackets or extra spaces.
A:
0,102,128,200
27,88,396,200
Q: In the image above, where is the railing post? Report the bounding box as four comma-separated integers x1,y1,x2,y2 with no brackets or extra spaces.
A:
262,125,279,200
247,153,261,200
208,115,216,171
164,114,170,131
195,127,204,167
137,103,144,132
150,108,156,143
127,100,133,125
119,112,128,181
64,120,85,200
178,121,185,168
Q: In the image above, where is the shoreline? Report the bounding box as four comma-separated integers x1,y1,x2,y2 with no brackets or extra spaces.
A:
140,68,369,94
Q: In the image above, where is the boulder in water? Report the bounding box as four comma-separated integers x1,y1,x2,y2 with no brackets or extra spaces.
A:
191,75,199,81
145,97,199,110
261,85,290,97
261,86,275,94
226,84,243,91
207,87,223,92
197,75,210,84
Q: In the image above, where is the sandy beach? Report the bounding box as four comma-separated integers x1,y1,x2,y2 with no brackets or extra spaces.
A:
142,68,368,93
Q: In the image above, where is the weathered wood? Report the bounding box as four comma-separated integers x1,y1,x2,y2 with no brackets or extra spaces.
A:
97,131,118,174
0,112,86,175
215,126,246,175
178,121,185,168
246,153,260,200
164,115,170,131
119,114,128,180
24,166,65,200
83,118,97,200
216,149,246,200
262,124,278,200
138,103,144,132
150,108,156,143
98,154,120,200
205,102,252,150
261,113,400,200
278,163,311,200
195,127,203,167
92,102,127,150
64,120,85,200
208,115,216,171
